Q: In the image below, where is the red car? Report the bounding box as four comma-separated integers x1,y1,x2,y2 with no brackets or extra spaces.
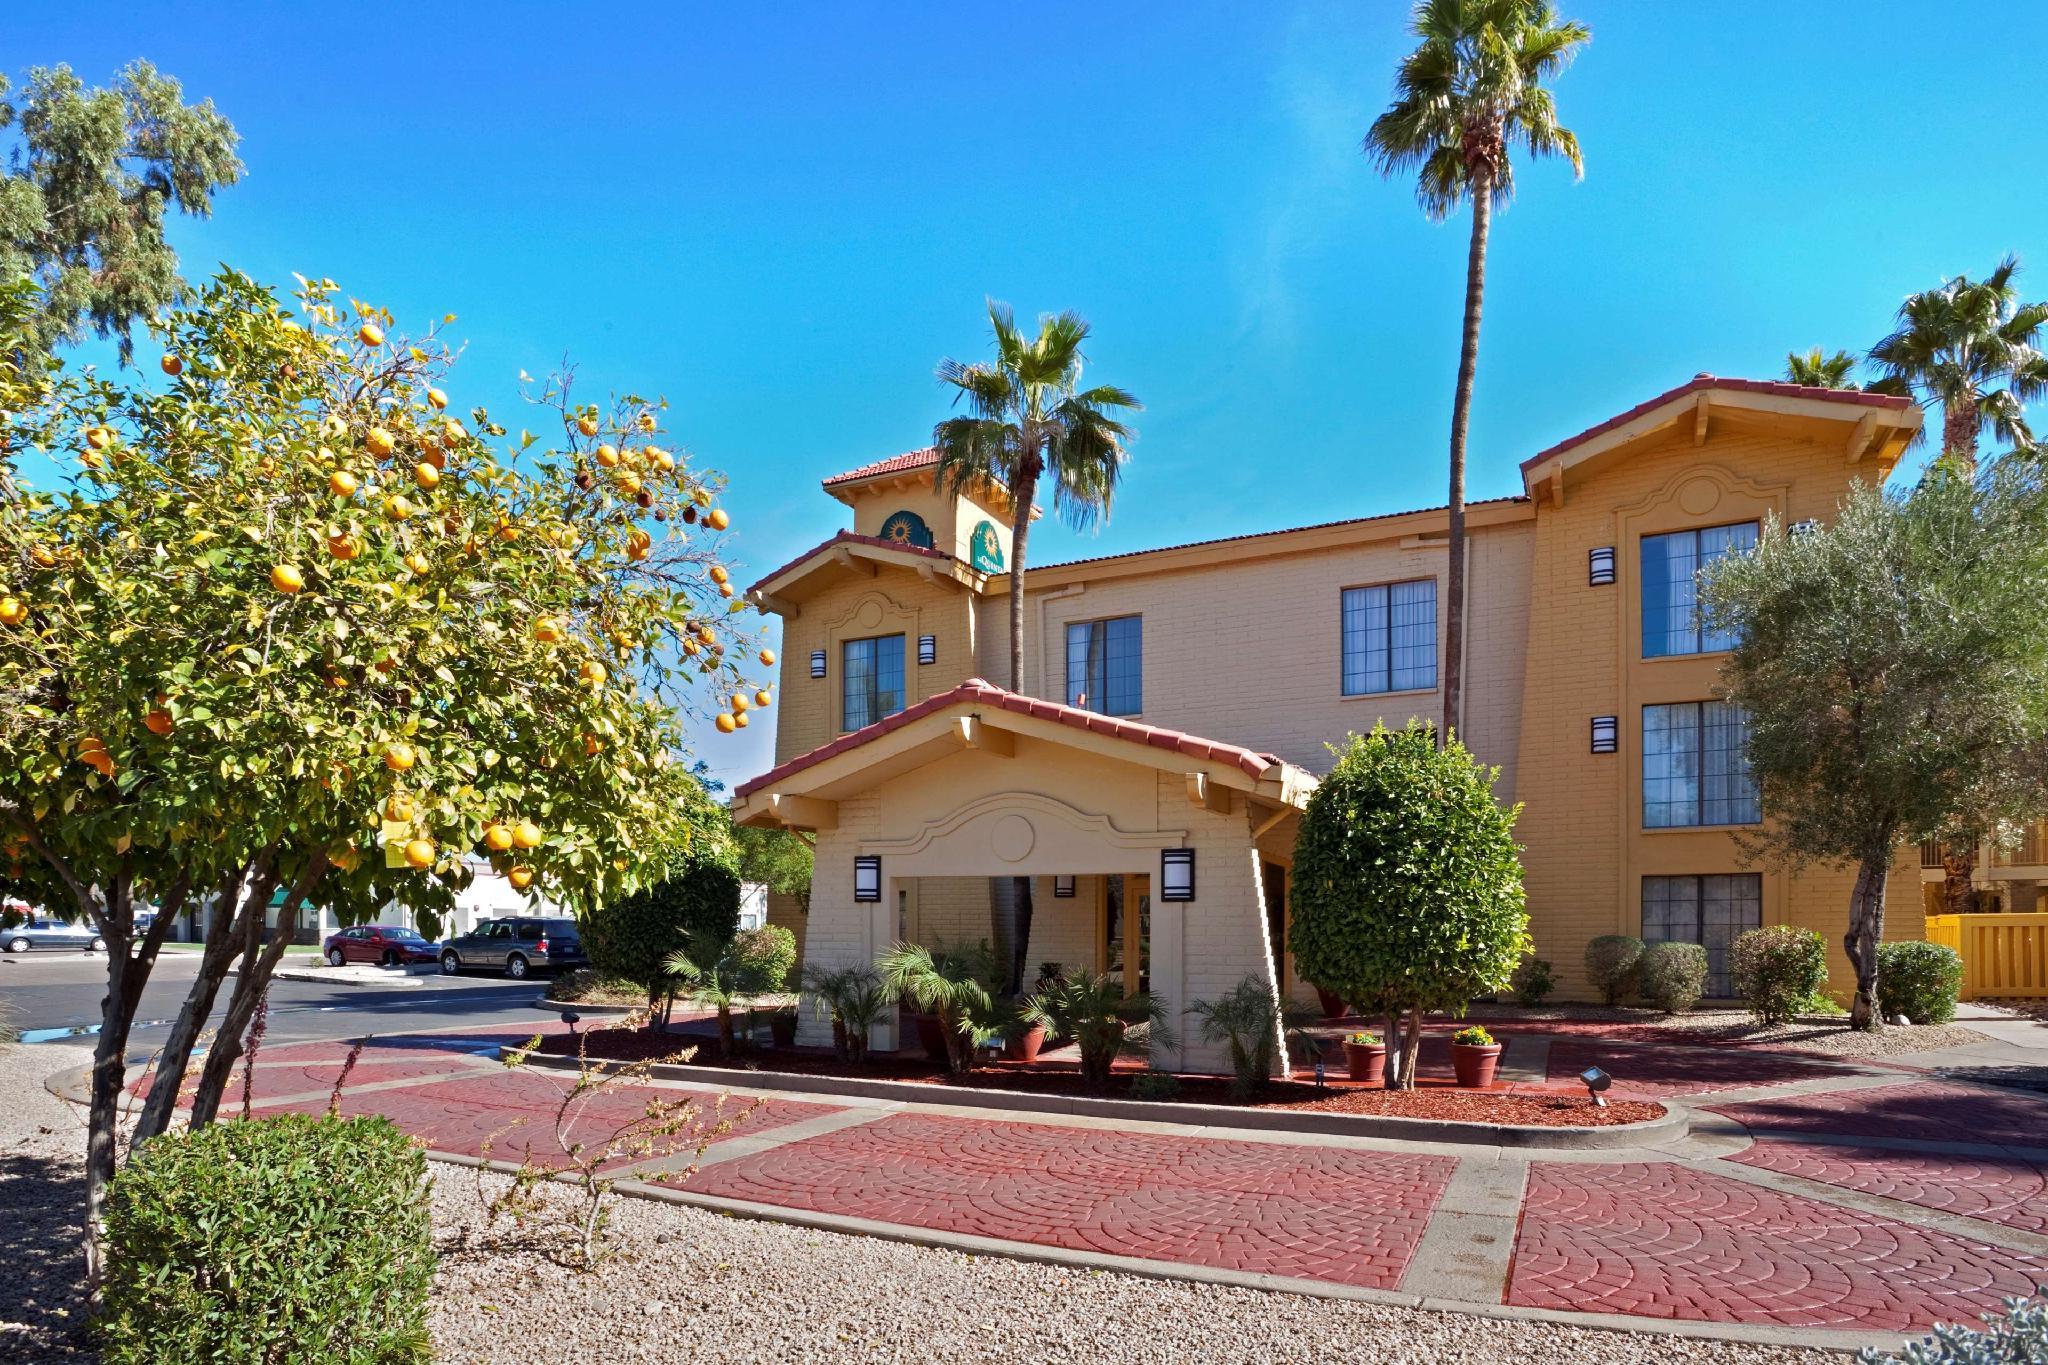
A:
324,924,439,968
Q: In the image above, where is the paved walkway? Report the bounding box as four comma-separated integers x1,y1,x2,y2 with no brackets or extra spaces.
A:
117,1018,2048,1353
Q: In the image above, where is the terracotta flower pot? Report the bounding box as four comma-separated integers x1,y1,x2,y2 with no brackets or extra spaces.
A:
914,1012,949,1062
1452,1042,1504,1089
1314,985,1349,1020
1003,1021,1047,1063
770,1011,798,1047
1341,1041,1387,1083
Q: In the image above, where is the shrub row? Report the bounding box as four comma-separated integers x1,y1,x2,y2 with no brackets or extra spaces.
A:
1581,928,1962,1024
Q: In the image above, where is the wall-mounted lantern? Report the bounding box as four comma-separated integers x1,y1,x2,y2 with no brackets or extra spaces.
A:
1588,546,1616,586
1160,848,1195,903
1790,519,1821,538
918,634,937,665
853,855,881,902
810,649,827,679
1053,874,1075,898
1590,715,1619,754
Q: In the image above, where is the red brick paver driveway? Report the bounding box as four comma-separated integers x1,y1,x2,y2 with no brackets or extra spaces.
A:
687,1111,1456,1289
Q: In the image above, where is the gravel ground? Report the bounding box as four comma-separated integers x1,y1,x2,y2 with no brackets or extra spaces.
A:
1470,1004,1992,1059
0,1038,1839,1365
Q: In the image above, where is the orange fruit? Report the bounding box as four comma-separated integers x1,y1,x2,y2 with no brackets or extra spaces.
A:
755,689,773,708
29,545,57,568
143,707,174,736
365,427,396,459
708,565,729,584
271,563,306,594
625,529,652,561
383,495,414,522
333,845,363,873
637,412,657,432
403,838,435,870
78,736,114,777
717,582,734,598
85,425,114,451
329,469,359,497
731,693,750,713
706,508,730,531
734,711,749,728
441,419,468,446
421,445,447,471
161,354,184,377
759,648,776,666
578,660,607,688
358,321,385,347
577,415,600,437
79,451,106,471
413,462,440,490
714,713,736,734
533,617,564,644
385,793,416,822
512,819,542,850
646,447,675,471
615,469,643,496
495,520,520,543
483,822,515,853
403,551,431,575
681,637,700,656
384,742,417,772
595,444,621,468
327,532,363,561
0,596,27,626
426,387,448,409
582,734,604,756
507,865,535,890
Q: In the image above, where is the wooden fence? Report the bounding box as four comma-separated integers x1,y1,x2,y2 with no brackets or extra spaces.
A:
1925,912,2048,999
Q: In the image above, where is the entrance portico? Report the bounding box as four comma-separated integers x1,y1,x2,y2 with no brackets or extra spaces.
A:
731,679,1315,1073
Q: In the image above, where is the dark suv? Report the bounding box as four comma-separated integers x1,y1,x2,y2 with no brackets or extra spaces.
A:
437,917,585,979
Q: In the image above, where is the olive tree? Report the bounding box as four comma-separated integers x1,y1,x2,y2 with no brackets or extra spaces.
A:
1290,721,1528,1088
0,270,763,1283
1700,464,2048,1029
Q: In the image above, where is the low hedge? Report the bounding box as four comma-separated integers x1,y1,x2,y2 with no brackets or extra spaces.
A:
1639,941,1708,1014
99,1112,433,1364
1584,935,1643,1006
1731,925,1831,1024
1876,940,1963,1025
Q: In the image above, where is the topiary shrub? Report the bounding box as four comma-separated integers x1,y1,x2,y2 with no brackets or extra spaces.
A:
1876,940,1964,1025
1509,957,1555,1008
1290,722,1528,1089
1639,941,1708,1014
1584,935,1644,1006
1731,925,1830,1024
99,1112,432,1364
582,784,741,1009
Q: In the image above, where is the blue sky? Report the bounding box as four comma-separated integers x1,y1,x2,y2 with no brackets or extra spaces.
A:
16,1,2048,783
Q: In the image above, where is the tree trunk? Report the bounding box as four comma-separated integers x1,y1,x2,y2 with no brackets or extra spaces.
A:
1940,846,1978,917
1399,1008,1425,1092
134,862,276,1144
80,873,133,1297
188,861,326,1129
1005,460,1041,693
1845,851,1891,1031
1441,170,1493,747
1009,875,1033,997
1941,400,1980,478
1383,1008,1400,1088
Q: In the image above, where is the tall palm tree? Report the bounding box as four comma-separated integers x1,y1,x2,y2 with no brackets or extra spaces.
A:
932,301,1140,692
1364,0,1588,744
1869,256,2048,476
1784,348,1860,390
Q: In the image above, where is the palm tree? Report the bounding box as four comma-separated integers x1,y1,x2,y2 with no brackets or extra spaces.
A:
1785,348,1860,390
876,939,998,1075
931,301,1141,692
1020,970,1173,1089
1869,256,2048,476
1364,0,1588,744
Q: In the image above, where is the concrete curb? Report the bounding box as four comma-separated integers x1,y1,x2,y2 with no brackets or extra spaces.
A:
530,995,645,1016
505,1047,1690,1150
255,963,442,987
424,1148,1901,1354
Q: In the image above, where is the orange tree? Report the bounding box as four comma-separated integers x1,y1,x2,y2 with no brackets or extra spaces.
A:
0,270,764,1282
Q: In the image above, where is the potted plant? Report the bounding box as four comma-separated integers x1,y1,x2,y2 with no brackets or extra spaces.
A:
1450,1024,1503,1089
1340,1030,1385,1082
1313,984,1350,1020
1021,971,1172,1089
997,1001,1047,1062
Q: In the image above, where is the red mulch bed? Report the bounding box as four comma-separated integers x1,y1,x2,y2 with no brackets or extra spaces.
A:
530,1027,1663,1128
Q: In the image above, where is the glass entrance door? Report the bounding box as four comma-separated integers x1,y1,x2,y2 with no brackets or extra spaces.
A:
1103,874,1151,995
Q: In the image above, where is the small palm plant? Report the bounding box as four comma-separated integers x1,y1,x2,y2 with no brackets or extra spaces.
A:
662,948,747,1059
1190,975,1295,1101
800,964,891,1063
1020,971,1173,1089
876,940,997,1075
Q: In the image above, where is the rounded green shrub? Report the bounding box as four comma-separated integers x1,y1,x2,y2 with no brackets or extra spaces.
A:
1290,722,1529,1018
1509,956,1556,1008
733,923,798,993
1731,925,1830,1024
1583,935,1644,1006
583,787,741,998
1876,940,1963,1024
99,1112,432,1364
1639,941,1708,1014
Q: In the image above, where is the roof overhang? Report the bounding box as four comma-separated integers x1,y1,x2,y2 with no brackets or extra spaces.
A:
822,451,1040,521
1520,377,1921,505
745,532,987,617
732,679,1317,832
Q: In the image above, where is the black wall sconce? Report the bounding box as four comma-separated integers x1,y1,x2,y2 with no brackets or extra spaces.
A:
810,649,827,678
1053,874,1075,898
853,855,881,902
1588,546,1616,586
918,634,937,665
1160,848,1195,902
1590,715,1619,754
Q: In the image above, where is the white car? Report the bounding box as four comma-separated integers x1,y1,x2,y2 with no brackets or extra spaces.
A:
2,915,107,953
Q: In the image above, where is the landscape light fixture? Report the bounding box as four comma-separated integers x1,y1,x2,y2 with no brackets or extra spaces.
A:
559,1009,582,1038
1579,1065,1611,1108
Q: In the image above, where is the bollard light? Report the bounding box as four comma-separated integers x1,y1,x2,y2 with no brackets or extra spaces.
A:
1580,1065,1611,1108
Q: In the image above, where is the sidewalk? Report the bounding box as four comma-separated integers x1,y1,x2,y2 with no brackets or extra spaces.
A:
66,1016,2048,1354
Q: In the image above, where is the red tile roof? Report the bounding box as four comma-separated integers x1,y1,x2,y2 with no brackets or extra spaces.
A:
746,530,952,596
1521,374,1913,472
821,448,939,488
1027,495,1530,575
734,678,1284,801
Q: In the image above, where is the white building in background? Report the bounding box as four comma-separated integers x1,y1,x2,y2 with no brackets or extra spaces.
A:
739,882,768,932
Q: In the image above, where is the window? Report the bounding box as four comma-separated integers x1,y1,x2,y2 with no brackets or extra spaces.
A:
1641,521,1758,657
1643,701,1760,827
1066,616,1142,716
841,634,905,731
1643,873,1761,996
1341,579,1437,695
